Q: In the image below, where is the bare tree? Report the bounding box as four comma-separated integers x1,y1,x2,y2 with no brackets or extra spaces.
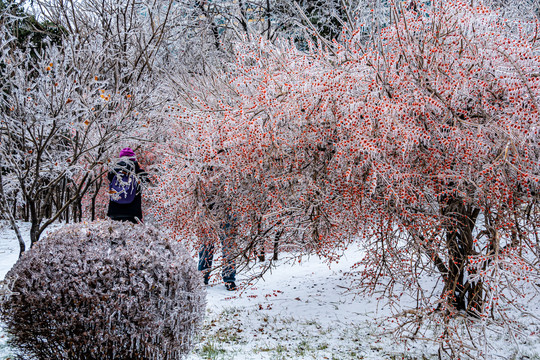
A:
0,0,177,252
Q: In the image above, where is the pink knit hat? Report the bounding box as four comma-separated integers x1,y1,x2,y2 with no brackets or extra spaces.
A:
119,147,136,160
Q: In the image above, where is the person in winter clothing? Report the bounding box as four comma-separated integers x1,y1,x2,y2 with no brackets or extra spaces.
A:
198,166,238,291
107,147,147,224
198,216,238,291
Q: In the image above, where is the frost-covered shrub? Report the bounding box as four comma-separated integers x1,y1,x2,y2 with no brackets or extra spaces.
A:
0,220,206,360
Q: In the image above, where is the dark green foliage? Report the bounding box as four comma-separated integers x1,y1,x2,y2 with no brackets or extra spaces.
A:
0,0,64,54
299,0,345,41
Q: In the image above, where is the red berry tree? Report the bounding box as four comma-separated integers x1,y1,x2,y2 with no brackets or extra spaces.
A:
152,1,539,354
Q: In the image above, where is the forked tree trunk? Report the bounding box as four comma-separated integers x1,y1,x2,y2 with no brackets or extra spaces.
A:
442,198,482,313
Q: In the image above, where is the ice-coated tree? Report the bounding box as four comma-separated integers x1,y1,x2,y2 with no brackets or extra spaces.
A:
484,0,540,21
183,0,392,50
0,220,206,360
152,1,540,357
0,37,152,250
0,0,175,252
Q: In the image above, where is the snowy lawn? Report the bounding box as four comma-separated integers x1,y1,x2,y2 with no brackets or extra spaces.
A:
1,221,539,360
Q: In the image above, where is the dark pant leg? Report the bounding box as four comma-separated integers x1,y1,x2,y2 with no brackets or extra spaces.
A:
198,243,215,273
220,220,236,283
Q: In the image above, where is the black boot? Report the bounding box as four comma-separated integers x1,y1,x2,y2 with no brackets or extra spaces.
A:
202,273,210,285
225,282,237,291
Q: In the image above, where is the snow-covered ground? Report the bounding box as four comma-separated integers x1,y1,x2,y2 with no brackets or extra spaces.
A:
1,221,539,360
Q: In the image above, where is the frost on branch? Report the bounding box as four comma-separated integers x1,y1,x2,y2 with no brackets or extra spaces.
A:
154,0,540,356
0,220,206,360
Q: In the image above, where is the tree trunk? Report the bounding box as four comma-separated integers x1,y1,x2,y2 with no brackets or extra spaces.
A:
53,185,61,221
91,178,103,221
442,198,482,313
273,229,282,261
65,188,70,224
0,171,26,256
24,200,29,222
28,201,41,248
265,0,271,40
77,198,82,222
12,192,18,219
61,178,67,221
91,193,97,221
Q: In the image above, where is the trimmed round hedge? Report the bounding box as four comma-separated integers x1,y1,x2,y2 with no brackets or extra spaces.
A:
0,220,206,360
